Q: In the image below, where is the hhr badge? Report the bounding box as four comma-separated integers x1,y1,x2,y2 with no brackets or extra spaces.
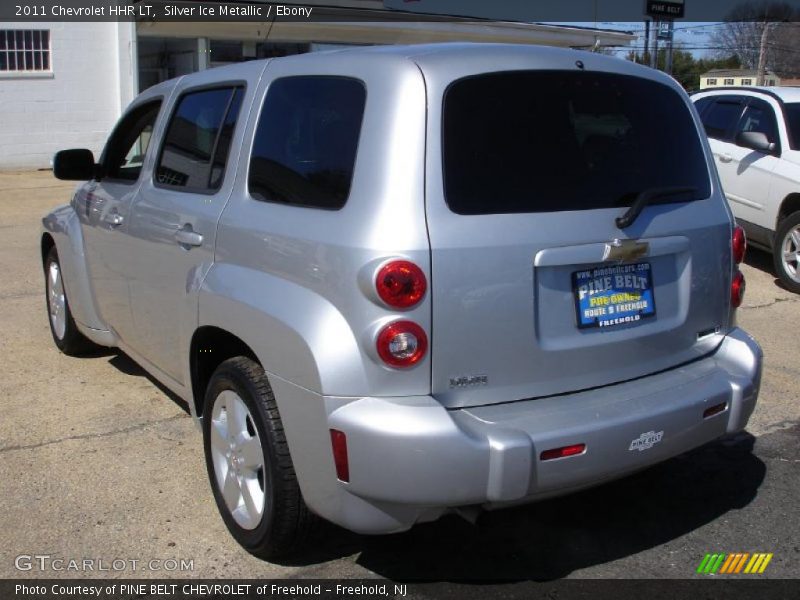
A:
629,430,663,451
449,375,488,389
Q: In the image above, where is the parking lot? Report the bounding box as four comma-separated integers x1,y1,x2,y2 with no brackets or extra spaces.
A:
0,170,798,581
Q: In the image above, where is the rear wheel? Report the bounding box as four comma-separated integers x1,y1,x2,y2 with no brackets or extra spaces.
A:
44,246,95,355
773,211,800,294
202,357,314,558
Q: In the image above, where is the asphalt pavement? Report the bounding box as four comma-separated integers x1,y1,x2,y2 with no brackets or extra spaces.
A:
0,171,797,581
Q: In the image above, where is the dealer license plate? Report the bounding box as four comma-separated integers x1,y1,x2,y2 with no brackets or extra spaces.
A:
573,263,656,329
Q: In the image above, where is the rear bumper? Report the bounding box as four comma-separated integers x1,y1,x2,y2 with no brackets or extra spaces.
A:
324,327,761,532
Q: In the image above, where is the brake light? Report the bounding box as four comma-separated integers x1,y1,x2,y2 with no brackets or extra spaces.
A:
330,429,349,482
376,320,427,368
731,270,746,308
540,443,586,461
375,260,426,309
732,225,747,264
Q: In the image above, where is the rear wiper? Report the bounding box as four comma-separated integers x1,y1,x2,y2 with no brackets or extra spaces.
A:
615,186,697,229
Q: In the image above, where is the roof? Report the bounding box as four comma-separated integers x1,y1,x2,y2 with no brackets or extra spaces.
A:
210,41,659,80
694,86,800,103
700,69,777,78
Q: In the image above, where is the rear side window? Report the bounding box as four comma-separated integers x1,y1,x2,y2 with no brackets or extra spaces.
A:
702,98,744,140
156,86,244,192
443,71,711,215
248,76,366,210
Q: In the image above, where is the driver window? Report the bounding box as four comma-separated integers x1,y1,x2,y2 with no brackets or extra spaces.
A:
102,101,162,182
736,101,779,149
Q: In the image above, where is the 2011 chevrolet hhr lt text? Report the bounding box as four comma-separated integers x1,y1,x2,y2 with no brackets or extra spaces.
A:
42,44,763,558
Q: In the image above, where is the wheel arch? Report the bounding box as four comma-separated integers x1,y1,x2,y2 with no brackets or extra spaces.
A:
777,192,800,229
41,232,56,264
190,326,259,419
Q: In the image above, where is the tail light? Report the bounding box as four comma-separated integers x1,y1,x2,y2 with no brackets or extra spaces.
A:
376,320,427,368
375,260,426,309
731,270,745,308
330,429,349,482
732,225,747,264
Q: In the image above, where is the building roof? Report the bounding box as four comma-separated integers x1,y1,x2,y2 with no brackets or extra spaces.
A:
700,69,776,78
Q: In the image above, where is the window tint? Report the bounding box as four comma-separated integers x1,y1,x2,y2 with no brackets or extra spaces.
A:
102,101,162,182
156,87,243,192
443,71,710,215
702,99,743,140
785,103,800,150
736,101,779,149
693,96,713,116
248,76,366,209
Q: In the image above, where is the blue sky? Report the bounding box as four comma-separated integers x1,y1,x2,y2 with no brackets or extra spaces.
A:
555,22,723,58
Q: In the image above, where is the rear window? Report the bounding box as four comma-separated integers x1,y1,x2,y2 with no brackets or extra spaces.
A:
443,71,711,215
248,76,366,210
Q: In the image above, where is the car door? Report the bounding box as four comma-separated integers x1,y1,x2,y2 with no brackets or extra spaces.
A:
723,98,782,231
120,76,252,385
75,98,165,339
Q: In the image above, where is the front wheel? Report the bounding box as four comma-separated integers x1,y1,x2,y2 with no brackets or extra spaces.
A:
44,246,95,355
773,211,800,294
202,357,315,558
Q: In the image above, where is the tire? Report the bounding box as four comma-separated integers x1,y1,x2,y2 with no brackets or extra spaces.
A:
43,246,95,355
202,356,315,559
773,211,800,294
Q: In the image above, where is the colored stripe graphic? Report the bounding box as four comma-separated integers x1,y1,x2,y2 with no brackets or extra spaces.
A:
719,554,736,573
697,554,712,573
699,553,774,574
745,554,761,573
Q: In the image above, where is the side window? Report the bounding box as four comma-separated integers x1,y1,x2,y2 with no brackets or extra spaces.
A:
693,96,713,117
156,86,244,192
701,98,744,141
248,76,366,210
736,100,779,151
102,101,162,183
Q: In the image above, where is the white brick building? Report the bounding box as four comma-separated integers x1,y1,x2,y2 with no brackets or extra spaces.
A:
0,2,632,170
0,23,136,169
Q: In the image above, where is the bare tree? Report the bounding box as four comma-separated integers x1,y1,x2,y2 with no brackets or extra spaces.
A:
711,1,800,77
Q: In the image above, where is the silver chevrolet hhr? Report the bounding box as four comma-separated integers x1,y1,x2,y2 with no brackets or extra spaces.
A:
42,43,762,558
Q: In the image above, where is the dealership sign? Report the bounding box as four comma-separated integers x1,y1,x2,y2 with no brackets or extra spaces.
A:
645,0,685,19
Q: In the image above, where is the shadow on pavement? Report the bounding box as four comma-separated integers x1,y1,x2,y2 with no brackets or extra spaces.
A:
743,247,789,292
106,351,191,416
276,433,765,581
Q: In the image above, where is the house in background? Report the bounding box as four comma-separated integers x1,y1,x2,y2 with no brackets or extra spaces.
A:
699,68,781,90
0,0,633,170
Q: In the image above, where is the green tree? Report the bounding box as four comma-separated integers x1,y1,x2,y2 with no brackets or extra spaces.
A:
625,48,741,92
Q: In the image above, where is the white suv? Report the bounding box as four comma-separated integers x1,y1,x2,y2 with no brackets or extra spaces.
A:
693,87,800,291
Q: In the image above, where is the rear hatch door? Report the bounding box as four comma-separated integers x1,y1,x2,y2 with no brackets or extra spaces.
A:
423,67,732,408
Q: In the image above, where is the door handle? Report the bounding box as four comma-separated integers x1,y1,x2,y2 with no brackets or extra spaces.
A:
718,153,733,163
103,212,124,227
174,227,203,247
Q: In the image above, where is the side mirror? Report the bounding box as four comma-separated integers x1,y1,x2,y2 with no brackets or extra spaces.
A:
53,149,99,181
735,131,776,154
